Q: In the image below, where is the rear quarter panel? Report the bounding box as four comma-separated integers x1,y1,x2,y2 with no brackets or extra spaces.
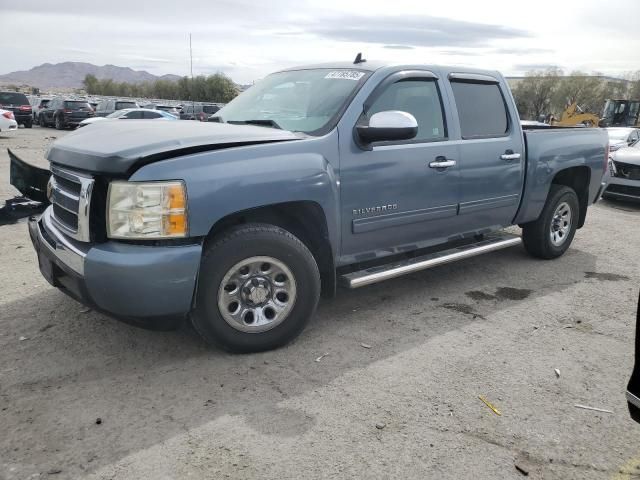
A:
514,128,607,225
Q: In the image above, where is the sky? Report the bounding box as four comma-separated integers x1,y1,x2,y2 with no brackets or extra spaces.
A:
1,0,639,84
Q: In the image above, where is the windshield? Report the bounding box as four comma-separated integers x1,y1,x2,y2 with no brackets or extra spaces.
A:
607,129,632,141
215,68,369,134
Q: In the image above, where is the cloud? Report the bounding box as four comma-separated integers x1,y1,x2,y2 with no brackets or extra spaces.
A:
513,63,562,72
493,47,553,55
303,14,531,48
118,54,171,64
383,45,415,50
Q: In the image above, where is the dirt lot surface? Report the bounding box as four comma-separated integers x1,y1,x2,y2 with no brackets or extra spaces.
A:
1,126,640,479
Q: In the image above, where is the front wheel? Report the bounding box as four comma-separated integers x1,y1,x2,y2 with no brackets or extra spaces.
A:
522,185,579,259
191,223,321,352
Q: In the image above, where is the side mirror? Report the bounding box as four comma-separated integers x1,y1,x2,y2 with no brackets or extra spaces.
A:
356,110,418,144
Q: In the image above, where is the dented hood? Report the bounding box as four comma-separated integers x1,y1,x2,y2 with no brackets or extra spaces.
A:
46,120,302,175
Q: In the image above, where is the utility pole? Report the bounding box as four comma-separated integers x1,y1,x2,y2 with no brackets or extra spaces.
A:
190,33,195,113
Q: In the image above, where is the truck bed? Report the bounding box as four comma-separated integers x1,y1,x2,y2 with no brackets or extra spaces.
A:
514,127,608,225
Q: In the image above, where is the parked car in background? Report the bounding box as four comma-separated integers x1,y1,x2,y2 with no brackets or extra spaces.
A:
31,98,51,123
607,127,640,153
603,139,640,202
95,99,139,117
23,62,608,352
39,98,95,129
143,103,181,117
78,108,178,127
0,108,18,134
0,91,33,128
180,103,220,121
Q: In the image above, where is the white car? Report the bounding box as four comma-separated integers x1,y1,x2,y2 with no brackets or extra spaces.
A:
78,108,178,127
0,108,18,134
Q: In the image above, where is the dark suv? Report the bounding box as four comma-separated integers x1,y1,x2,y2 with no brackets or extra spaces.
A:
179,103,220,121
95,99,139,117
0,91,33,128
39,98,95,129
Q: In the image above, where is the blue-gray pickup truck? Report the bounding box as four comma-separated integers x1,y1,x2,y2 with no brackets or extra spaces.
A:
24,61,609,352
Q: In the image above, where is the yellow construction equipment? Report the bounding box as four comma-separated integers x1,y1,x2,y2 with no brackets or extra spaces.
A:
550,102,600,127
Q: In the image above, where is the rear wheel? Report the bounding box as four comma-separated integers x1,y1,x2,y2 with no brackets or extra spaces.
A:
39,115,46,127
191,223,321,352
25,119,32,128
55,115,64,130
522,185,579,259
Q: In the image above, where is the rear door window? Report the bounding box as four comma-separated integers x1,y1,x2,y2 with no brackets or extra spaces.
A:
203,105,219,114
63,101,91,110
143,111,162,119
116,101,137,110
450,81,509,139
123,111,143,119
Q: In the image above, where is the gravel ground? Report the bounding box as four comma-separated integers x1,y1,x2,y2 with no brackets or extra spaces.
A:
1,126,640,480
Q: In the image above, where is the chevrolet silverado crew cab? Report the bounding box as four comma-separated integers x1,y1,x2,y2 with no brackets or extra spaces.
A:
26,61,609,352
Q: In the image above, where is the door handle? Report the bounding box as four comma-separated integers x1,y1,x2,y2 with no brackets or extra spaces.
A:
429,157,456,168
500,152,521,161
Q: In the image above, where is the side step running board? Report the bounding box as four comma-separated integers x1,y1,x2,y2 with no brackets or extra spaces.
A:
340,234,522,289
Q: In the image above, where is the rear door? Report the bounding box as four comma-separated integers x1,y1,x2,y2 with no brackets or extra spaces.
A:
446,74,524,232
339,69,462,261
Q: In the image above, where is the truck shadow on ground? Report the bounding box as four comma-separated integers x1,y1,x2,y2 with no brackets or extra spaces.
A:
0,245,609,477
599,197,640,213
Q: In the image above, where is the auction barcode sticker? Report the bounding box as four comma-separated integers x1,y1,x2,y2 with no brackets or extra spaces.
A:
325,70,366,81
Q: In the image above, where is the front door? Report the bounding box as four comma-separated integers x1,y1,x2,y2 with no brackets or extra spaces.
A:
339,70,462,263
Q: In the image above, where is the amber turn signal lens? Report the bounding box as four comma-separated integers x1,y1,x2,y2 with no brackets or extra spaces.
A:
165,213,187,236
168,184,186,210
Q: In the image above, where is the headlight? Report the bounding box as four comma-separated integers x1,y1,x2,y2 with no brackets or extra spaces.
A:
107,181,188,239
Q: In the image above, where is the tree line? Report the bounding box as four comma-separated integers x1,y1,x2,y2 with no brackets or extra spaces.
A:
82,73,239,103
512,68,640,120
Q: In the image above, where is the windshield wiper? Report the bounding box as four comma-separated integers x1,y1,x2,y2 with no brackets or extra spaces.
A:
227,119,282,130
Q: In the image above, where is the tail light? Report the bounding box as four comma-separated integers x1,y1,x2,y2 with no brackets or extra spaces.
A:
18,105,31,111
63,109,73,113
2,111,14,120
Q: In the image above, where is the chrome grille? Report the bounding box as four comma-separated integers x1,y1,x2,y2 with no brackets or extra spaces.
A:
49,165,94,242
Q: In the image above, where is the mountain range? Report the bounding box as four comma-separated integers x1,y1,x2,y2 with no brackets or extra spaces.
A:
0,62,183,89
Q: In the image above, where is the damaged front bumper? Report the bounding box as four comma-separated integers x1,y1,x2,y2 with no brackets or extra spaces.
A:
8,148,51,204
29,207,203,327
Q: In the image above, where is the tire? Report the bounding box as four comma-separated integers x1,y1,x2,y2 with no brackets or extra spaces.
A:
39,115,46,127
25,120,32,129
191,223,321,352
55,115,64,130
522,185,579,259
